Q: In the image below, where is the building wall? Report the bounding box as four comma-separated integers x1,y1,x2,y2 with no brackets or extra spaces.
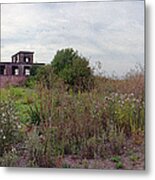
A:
0,75,27,88
11,51,34,64
0,51,44,88
0,64,32,76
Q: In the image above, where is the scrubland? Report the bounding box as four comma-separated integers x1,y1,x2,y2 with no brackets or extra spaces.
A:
0,69,144,169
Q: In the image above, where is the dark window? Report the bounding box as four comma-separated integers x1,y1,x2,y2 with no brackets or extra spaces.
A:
24,66,30,76
12,66,19,75
24,57,30,63
0,65,6,75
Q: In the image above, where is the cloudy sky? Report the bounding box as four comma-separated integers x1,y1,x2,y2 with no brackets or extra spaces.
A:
1,0,144,77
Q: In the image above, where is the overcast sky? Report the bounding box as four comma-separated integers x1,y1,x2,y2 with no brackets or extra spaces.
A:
1,1,144,77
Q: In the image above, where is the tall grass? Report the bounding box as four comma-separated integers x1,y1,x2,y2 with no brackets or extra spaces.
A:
26,72,144,161
0,69,144,167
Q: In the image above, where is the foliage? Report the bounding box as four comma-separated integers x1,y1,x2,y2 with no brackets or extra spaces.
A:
26,81,144,161
25,76,36,88
0,87,37,123
111,156,124,169
51,48,94,91
115,161,124,169
35,65,64,90
28,105,42,125
0,149,19,167
30,65,42,76
51,48,79,74
0,99,22,156
24,126,56,167
0,70,145,168
24,65,42,88
111,156,121,163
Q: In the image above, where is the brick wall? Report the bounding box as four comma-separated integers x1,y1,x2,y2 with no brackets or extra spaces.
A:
0,75,27,88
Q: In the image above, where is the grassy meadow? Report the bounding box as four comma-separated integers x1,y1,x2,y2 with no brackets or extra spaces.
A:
0,68,144,169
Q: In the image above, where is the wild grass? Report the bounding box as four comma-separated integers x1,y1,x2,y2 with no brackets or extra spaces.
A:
0,70,144,168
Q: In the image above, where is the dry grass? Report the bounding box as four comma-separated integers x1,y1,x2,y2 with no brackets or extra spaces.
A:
0,70,145,169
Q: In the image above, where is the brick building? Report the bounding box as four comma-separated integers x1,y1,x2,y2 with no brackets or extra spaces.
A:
0,51,45,87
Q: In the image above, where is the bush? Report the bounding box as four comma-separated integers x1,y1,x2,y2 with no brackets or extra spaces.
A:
30,65,42,76
25,65,42,88
35,65,64,90
51,48,94,92
25,76,36,88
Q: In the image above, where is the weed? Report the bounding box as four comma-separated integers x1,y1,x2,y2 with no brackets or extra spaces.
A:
0,68,144,168
111,156,121,163
0,99,23,156
116,161,124,169
130,154,139,162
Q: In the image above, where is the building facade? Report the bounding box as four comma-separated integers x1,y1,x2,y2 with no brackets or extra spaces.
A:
0,51,45,87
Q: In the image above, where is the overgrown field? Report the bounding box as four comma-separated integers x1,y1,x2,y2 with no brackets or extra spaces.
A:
0,72,144,169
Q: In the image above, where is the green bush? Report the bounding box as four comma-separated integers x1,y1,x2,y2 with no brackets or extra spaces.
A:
25,76,36,88
30,65,42,76
35,65,64,90
51,48,94,92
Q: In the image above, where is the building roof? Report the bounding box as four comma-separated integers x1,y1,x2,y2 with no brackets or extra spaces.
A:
12,51,34,57
0,62,12,64
0,62,45,65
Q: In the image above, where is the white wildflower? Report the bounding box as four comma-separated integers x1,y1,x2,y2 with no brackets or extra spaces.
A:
11,147,16,153
115,93,118,97
136,99,140,103
18,125,21,129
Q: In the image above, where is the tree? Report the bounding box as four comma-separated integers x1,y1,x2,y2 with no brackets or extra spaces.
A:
51,48,94,91
51,48,78,74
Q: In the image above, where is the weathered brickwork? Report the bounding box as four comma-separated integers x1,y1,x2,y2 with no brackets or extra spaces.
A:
0,76,26,88
0,51,44,88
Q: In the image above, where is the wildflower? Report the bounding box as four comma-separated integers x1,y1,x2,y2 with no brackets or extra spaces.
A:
105,96,108,100
131,104,135,108
18,125,21,129
136,99,140,103
115,93,118,97
11,147,16,153
130,93,134,97
120,94,124,100
3,136,6,139
125,97,130,102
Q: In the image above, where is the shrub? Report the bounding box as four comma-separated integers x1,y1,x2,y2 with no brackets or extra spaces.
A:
25,76,36,88
30,65,42,76
25,65,42,88
36,65,64,90
51,48,94,92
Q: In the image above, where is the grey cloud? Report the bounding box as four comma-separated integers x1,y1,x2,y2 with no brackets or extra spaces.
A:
1,1,144,77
